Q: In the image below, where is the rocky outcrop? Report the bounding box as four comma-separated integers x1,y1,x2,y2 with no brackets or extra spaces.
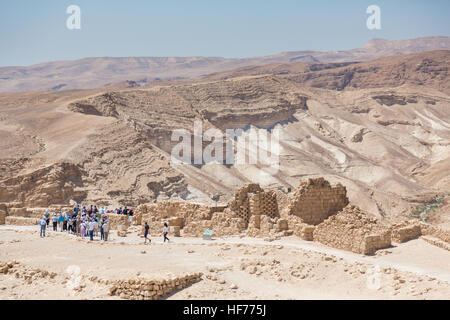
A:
0,162,86,207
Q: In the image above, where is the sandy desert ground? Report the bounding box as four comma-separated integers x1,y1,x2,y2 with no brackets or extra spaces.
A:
1,225,450,300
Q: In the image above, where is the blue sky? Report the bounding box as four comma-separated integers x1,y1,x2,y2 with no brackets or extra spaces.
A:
0,0,449,66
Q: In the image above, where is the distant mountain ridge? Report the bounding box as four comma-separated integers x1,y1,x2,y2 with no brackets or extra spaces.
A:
0,36,449,93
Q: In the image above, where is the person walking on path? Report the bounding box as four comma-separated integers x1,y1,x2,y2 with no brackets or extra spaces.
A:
39,216,47,237
144,222,151,244
163,223,170,243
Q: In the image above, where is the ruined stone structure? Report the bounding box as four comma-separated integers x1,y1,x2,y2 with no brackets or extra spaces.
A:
419,222,450,244
287,178,348,225
391,222,422,243
107,272,203,300
313,205,392,255
228,184,278,225
4,176,449,256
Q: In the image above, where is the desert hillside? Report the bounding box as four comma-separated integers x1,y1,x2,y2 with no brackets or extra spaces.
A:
0,50,449,226
0,36,449,93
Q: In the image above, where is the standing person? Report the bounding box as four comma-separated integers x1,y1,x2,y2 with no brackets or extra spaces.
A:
88,219,95,241
45,210,50,228
75,217,79,235
100,219,104,240
94,218,99,237
103,219,109,241
68,217,73,234
163,223,170,243
59,212,64,231
39,216,47,237
144,222,151,244
52,214,58,231
128,209,133,225
80,220,86,238
63,213,68,232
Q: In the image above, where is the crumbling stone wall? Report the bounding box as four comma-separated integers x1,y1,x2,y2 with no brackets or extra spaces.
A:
422,236,450,251
108,272,203,300
247,215,289,238
5,216,39,226
139,201,213,236
104,213,130,230
419,223,450,244
138,187,276,237
313,205,391,255
391,222,422,243
287,215,315,241
287,178,348,225
248,191,279,219
228,184,263,224
227,184,279,224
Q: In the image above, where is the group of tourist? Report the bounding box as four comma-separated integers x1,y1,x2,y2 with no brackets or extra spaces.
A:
38,204,170,244
38,204,134,241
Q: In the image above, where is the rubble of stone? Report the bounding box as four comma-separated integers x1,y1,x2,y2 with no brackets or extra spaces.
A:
313,205,392,255
108,272,203,300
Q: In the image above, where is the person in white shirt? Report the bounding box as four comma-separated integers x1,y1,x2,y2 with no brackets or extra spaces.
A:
39,216,47,237
88,220,96,241
163,223,170,243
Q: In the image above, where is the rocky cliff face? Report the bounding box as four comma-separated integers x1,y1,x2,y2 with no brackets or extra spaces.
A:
0,161,85,207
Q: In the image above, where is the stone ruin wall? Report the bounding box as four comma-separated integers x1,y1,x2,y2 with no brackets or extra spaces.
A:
390,222,422,243
3,176,450,256
108,272,203,300
287,177,349,225
313,205,392,255
136,184,281,238
419,222,450,244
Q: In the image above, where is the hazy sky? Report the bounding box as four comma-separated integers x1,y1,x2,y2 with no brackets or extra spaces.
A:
0,0,449,66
